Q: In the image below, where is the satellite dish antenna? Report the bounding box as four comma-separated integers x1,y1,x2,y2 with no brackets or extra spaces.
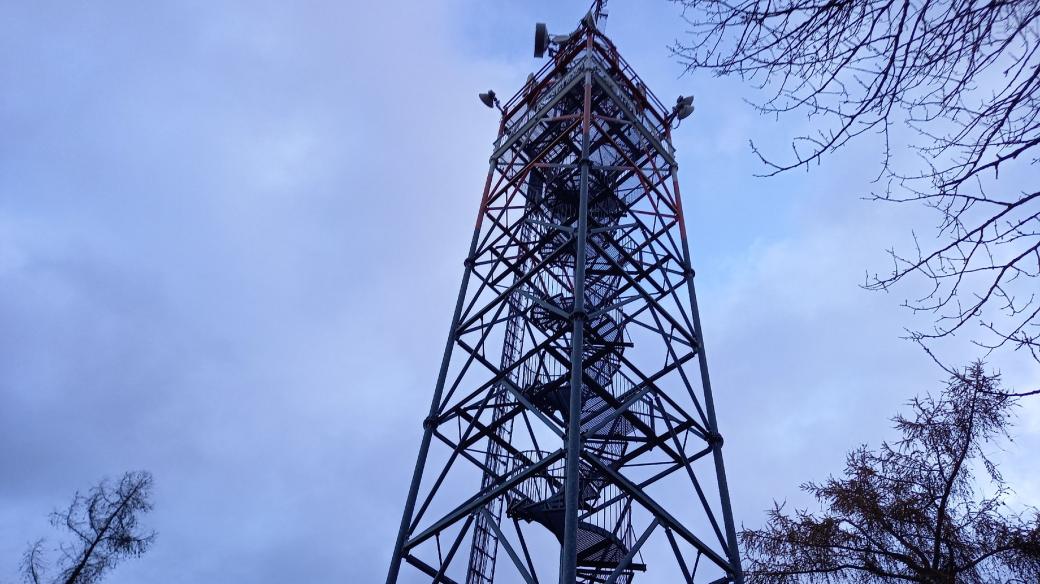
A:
534,22,549,58
478,90,497,109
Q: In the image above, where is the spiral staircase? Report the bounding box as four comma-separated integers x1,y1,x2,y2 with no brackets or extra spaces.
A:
502,154,650,583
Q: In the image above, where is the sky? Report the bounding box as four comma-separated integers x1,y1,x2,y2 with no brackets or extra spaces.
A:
0,1,1037,583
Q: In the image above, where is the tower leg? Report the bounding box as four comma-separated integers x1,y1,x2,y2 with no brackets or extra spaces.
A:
672,169,745,584
560,68,594,584
386,168,496,584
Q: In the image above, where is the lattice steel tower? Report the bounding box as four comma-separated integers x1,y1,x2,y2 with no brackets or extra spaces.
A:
387,6,744,584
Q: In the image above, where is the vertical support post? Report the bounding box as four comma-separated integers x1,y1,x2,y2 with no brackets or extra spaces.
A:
386,162,499,584
670,165,745,584
559,62,594,584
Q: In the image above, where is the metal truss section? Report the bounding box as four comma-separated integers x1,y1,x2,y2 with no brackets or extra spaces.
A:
387,15,744,584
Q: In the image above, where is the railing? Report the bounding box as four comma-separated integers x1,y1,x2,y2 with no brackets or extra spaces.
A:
582,482,637,556
504,449,566,507
500,52,590,148
496,25,672,159
589,28,669,125
498,24,670,127
581,373,653,438
504,452,640,572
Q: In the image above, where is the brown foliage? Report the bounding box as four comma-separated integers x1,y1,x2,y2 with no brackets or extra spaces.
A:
739,363,1040,582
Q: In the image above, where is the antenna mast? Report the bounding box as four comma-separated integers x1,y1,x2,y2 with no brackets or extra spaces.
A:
593,0,608,24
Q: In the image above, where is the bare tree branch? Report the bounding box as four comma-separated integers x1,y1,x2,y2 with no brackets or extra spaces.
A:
21,471,156,584
672,0,1040,363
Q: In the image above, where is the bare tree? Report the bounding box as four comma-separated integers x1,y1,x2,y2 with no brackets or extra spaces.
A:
671,0,1040,365
22,471,156,584
740,363,1040,583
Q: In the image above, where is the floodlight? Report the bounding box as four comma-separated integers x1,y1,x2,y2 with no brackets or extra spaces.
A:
479,90,497,109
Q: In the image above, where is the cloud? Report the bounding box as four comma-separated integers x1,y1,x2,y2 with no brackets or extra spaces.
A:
1,1,1036,583
0,1,510,582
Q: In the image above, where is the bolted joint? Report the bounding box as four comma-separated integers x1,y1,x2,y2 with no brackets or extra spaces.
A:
463,257,476,269
684,266,696,280
707,431,724,448
423,415,439,431
578,157,592,168
570,309,587,322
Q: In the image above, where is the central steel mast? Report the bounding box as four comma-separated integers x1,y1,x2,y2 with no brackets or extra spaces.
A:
387,8,743,584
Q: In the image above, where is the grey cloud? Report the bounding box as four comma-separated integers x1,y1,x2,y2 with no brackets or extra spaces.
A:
1,1,1036,583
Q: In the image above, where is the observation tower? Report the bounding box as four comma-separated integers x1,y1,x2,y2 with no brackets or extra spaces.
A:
387,6,744,583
